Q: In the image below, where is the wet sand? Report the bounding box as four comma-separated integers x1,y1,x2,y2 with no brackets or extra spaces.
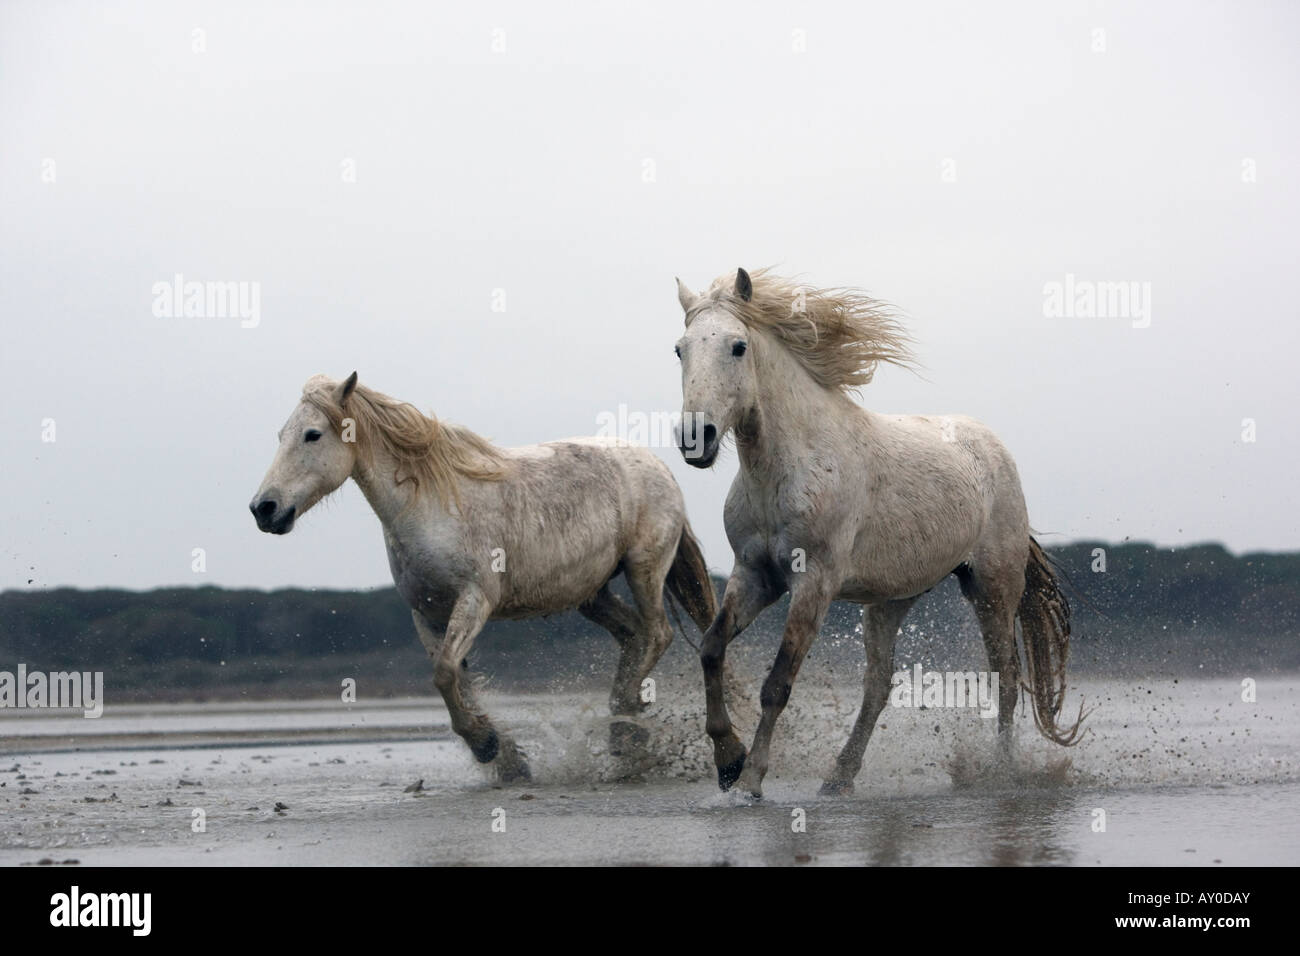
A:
3,678,1298,866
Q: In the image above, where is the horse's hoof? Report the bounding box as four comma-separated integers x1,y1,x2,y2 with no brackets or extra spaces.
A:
735,764,766,799
498,759,532,785
609,720,651,756
470,730,499,764
717,752,746,791
819,778,854,797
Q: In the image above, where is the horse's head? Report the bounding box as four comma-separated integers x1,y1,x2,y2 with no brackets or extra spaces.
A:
250,372,360,534
673,268,757,468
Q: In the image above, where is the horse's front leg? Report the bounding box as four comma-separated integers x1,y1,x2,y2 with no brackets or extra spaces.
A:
735,575,833,798
702,567,781,791
821,597,916,795
411,592,530,784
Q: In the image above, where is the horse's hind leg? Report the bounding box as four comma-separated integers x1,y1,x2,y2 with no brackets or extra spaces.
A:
578,581,659,760
821,597,916,796
593,547,680,757
958,560,1024,756
411,593,531,784
623,548,676,701
578,583,650,719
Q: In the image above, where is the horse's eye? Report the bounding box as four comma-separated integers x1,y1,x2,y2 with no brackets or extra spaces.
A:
732,341,748,357
305,429,322,443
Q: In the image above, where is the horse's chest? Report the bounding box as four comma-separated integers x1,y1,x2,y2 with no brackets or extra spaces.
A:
731,506,807,579
728,471,855,582
385,532,459,623
736,478,825,541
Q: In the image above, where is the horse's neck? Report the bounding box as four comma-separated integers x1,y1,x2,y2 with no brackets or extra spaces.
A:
739,338,871,475
350,448,450,534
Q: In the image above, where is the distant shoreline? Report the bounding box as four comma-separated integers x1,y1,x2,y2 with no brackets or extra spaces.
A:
2,542,1297,704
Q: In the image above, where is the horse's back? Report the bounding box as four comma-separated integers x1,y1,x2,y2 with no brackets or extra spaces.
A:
478,438,684,616
872,412,1024,505
514,436,684,515
839,411,1028,596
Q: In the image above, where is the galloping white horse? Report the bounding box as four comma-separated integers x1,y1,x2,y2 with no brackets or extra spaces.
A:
674,268,1083,797
250,373,716,783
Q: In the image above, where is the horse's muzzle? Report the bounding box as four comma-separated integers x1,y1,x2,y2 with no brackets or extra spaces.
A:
677,421,718,467
250,499,296,534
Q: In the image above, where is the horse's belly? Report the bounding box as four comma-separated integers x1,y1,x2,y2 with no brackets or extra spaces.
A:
491,535,621,619
840,525,980,601
835,578,920,604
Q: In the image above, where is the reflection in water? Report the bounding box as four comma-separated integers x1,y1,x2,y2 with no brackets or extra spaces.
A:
687,784,1084,866
985,791,1078,866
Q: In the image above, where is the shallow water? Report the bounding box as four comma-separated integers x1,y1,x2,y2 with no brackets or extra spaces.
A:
2,676,1297,865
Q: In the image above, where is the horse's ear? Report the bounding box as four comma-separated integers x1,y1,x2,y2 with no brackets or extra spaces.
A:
338,371,358,406
735,267,753,303
676,277,698,318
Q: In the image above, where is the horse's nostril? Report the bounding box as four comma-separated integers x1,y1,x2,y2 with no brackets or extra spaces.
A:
703,424,717,446
255,500,277,519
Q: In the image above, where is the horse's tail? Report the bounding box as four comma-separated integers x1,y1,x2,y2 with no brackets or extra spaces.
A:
666,523,718,634
1017,537,1088,746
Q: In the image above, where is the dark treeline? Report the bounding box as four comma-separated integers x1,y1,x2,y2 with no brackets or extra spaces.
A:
0,541,1296,700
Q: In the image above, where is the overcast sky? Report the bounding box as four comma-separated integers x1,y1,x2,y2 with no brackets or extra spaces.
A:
2,0,1297,592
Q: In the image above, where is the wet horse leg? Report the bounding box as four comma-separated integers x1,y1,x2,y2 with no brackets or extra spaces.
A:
821,597,916,795
701,566,783,791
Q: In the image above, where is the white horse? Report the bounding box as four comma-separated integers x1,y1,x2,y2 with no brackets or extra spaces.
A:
674,268,1084,797
250,373,716,783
